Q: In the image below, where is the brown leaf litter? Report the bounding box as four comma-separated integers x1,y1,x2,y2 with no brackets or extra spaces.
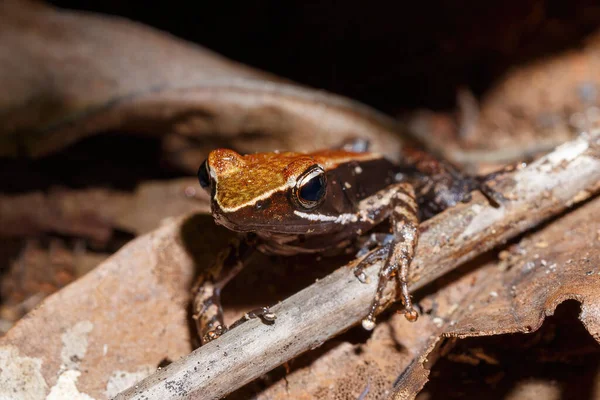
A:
229,193,600,400
1,1,599,399
407,31,600,173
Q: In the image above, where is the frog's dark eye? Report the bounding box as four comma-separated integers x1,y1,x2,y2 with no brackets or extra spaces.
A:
198,159,211,189
295,166,326,209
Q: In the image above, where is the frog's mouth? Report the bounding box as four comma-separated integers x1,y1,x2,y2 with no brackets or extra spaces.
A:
212,211,342,235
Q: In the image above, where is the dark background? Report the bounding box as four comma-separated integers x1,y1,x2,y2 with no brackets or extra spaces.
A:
49,1,600,111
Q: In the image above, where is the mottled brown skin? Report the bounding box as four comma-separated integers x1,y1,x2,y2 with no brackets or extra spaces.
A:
193,144,482,344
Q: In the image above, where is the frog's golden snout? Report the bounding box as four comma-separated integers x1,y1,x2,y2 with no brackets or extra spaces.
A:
208,149,246,176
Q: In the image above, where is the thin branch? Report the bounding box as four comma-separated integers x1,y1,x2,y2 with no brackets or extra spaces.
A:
115,132,600,400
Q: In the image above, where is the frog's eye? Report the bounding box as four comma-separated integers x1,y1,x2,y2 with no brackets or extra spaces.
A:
295,166,326,209
198,159,211,189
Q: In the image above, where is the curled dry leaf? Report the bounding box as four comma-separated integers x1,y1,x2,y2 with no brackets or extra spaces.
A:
0,214,228,399
0,238,109,335
252,188,600,400
391,193,600,399
0,178,208,243
407,29,600,172
0,177,208,339
441,199,600,343
0,1,405,166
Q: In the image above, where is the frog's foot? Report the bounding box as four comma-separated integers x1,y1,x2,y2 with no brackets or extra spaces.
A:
409,149,507,218
202,324,228,344
354,243,392,330
192,281,229,345
229,306,277,330
353,244,390,283
449,173,506,208
359,250,419,331
478,180,507,207
475,166,517,207
191,236,255,346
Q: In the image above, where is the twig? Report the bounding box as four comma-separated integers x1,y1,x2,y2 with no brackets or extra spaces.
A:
115,132,600,400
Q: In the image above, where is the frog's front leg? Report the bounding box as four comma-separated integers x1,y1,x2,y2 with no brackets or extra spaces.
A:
355,182,420,330
192,236,254,345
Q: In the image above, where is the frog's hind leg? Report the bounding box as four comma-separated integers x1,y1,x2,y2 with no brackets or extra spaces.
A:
361,183,420,330
192,236,254,345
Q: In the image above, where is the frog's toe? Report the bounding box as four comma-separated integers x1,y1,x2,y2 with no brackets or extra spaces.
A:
355,233,394,258
355,270,369,283
478,180,508,207
202,325,227,344
403,308,419,322
361,317,376,331
353,244,390,284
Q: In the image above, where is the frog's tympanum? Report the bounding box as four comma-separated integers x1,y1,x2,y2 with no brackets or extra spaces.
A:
194,141,491,344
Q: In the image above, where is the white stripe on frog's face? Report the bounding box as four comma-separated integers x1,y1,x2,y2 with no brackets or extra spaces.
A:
293,210,360,224
293,185,399,225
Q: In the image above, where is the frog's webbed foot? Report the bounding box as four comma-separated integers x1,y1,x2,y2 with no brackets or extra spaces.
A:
192,236,254,346
448,163,511,208
356,183,420,331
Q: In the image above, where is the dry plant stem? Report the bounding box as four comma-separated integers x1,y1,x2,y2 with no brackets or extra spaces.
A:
116,132,600,400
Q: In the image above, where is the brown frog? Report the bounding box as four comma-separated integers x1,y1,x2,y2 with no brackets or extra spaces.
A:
194,141,498,344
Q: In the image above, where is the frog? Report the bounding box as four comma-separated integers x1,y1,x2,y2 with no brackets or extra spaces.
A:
193,140,499,345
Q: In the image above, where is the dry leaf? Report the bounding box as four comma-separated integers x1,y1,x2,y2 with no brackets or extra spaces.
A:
407,30,600,172
391,193,600,399
0,214,223,399
0,238,109,335
0,178,208,243
241,195,600,400
0,1,405,166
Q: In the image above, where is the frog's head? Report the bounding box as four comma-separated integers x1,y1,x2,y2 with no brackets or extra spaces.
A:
197,148,379,234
